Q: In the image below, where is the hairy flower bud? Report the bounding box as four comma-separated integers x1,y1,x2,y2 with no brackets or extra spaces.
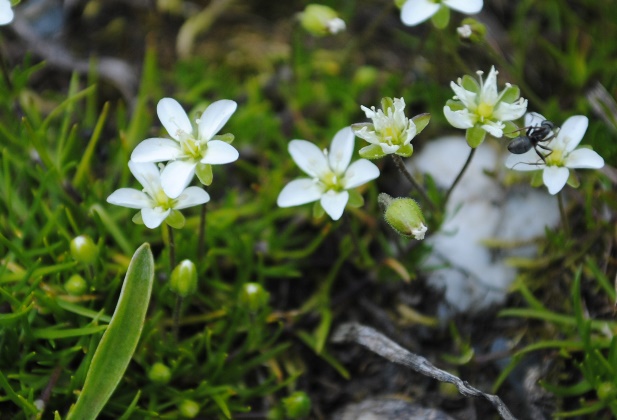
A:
148,362,172,385
179,399,199,418
65,274,88,296
282,391,312,418
70,235,98,264
379,193,427,240
299,4,346,36
240,283,269,312
169,260,198,297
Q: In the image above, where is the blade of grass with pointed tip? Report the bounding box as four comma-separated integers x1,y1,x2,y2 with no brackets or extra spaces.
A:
67,243,154,420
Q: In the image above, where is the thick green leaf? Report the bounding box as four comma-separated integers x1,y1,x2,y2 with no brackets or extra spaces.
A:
67,243,154,420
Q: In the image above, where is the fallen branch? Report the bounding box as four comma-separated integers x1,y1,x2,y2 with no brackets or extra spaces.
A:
331,323,517,420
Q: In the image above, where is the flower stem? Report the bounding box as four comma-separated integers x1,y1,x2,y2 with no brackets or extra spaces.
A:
391,155,436,210
443,147,476,205
197,201,207,260
167,224,176,271
557,191,570,234
173,295,183,342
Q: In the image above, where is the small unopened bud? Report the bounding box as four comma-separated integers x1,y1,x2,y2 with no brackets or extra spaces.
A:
457,18,486,43
379,193,427,240
239,282,269,312
299,4,346,36
282,391,311,418
65,274,88,296
70,235,98,264
179,399,200,418
169,260,198,297
148,362,172,385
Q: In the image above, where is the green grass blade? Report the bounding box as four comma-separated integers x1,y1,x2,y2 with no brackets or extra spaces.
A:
67,243,154,420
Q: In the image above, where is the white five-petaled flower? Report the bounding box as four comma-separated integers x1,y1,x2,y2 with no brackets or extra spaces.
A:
352,97,429,159
400,0,482,26
277,127,380,221
107,161,210,229
0,0,14,25
444,66,528,148
131,97,239,199
505,113,605,195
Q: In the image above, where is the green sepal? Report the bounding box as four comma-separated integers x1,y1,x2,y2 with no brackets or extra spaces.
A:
165,210,186,229
195,163,213,186
445,99,465,111
394,0,406,9
503,121,521,138
312,201,325,219
212,133,234,144
499,84,521,103
347,189,364,208
431,5,450,29
412,113,430,135
396,143,413,157
460,75,480,93
380,97,395,112
359,144,386,159
351,122,373,133
566,171,580,189
132,212,144,225
530,170,543,187
466,125,486,148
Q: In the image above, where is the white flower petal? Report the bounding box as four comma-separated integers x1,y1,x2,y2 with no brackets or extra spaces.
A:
277,179,323,207
157,98,193,141
160,160,197,199
174,186,210,209
557,115,588,153
353,127,380,145
343,159,380,189
107,188,152,209
0,0,14,25
493,99,527,121
450,82,477,109
481,121,504,138
200,140,239,164
565,148,604,169
328,127,354,174
141,208,171,229
480,66,499,105
198,99,237,141
444,106,475,129
320,190,349,221
129,161,163,197
543,166,569,195
505,149,545,171
525,112,546,127
444,0,483,14
380,143,400,154
401,0,440,26
131,138,181,162
288,140,329,178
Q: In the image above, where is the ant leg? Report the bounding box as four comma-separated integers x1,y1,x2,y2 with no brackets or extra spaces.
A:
533,146,547,163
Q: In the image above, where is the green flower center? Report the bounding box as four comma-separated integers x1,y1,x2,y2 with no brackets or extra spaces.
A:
321,171,343,192
477,102,494,118
178,131,205,160
545,149,564,167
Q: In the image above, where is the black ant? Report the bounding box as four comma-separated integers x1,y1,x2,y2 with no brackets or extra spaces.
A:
507,116,558,163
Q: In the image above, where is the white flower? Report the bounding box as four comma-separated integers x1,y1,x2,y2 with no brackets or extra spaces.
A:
131,97,238,198
401,0,482,26
107,161,210,229
505,113,605,195
299,4,346,36
326,17,346,34
457,24,472,38
277,127,380,221
0,0,14,25
444,66,528,148
352,97,429,159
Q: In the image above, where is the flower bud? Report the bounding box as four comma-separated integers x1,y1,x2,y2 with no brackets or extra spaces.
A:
298,4,346,36
379,193,427,240
239,283,269,312
65,274,88,296
169,260,198,298
179,399,200,418
70,235,97,264
457,18,486,43
282,391,311,418
148,362,171,385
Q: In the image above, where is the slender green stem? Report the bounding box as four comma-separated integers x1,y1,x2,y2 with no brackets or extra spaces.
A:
173,295,183,341
391,154,436,210
197,201,207,261
167,224,176,270
557,191,570,234
443,147,477,205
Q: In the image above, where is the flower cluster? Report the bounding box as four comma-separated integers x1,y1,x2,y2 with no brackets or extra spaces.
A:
444,66,527,148
107,98,238,228
506,113,604,195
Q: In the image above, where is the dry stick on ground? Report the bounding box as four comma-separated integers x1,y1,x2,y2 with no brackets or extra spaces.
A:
331,323,517,420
